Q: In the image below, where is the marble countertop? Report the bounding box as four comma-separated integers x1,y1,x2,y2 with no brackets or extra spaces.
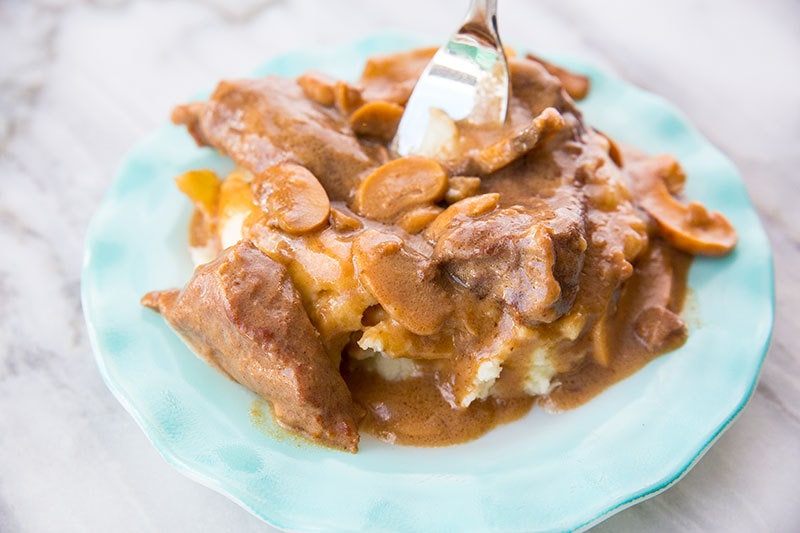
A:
1,0,798,530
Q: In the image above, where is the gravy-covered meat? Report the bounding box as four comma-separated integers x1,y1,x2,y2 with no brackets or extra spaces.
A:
141,242,361,452
433,205,582,325
434,139,589,325
147,46,738,450
172,77,384,201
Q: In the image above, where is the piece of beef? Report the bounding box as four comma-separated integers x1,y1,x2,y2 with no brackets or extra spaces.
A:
634,306,687,352
433,145,587,326
172,77,383,201
141,242,361,453
432,201,586,326
507,58,579,120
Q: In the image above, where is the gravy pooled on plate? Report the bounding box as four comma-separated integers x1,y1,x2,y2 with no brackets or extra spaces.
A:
142,47,736,452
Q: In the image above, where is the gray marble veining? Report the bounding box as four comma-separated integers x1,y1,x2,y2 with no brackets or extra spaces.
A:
1,0,798,531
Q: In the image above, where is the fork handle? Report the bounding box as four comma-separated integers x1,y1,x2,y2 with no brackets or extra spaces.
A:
462,0,501,42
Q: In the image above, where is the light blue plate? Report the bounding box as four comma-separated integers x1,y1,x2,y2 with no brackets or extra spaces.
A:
82,35,774,532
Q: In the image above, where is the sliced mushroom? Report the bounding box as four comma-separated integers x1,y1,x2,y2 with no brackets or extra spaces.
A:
445,176,482,204
252,163,331,235
424,193,500,242
396,205,443,234
349,100,404,142
629,155,737,256
353,156,448,223
471,107,565,175
635,153,686,194
297,71,336,107
330,207,364,233
353,229,452,336
333,81,364,115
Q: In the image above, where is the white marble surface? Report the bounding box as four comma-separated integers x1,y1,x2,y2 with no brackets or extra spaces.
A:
1,0,799,531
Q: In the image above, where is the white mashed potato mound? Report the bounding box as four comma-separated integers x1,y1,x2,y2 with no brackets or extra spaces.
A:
458,358,503,407
365,345,557,405
361,318,558,406
523,347,557,396
351,346,420,382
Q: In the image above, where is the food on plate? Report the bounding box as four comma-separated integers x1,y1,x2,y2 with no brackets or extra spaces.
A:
142,46,737,452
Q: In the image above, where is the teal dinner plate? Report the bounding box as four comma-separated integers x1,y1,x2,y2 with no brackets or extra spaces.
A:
82,34,774,532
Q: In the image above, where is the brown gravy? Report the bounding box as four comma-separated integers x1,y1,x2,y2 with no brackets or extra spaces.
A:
545,244,691,411
344,367,535,446
153,46,736,452
343,241,691,446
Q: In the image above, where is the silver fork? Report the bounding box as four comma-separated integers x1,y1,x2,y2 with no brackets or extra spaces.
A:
392,0,510,157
